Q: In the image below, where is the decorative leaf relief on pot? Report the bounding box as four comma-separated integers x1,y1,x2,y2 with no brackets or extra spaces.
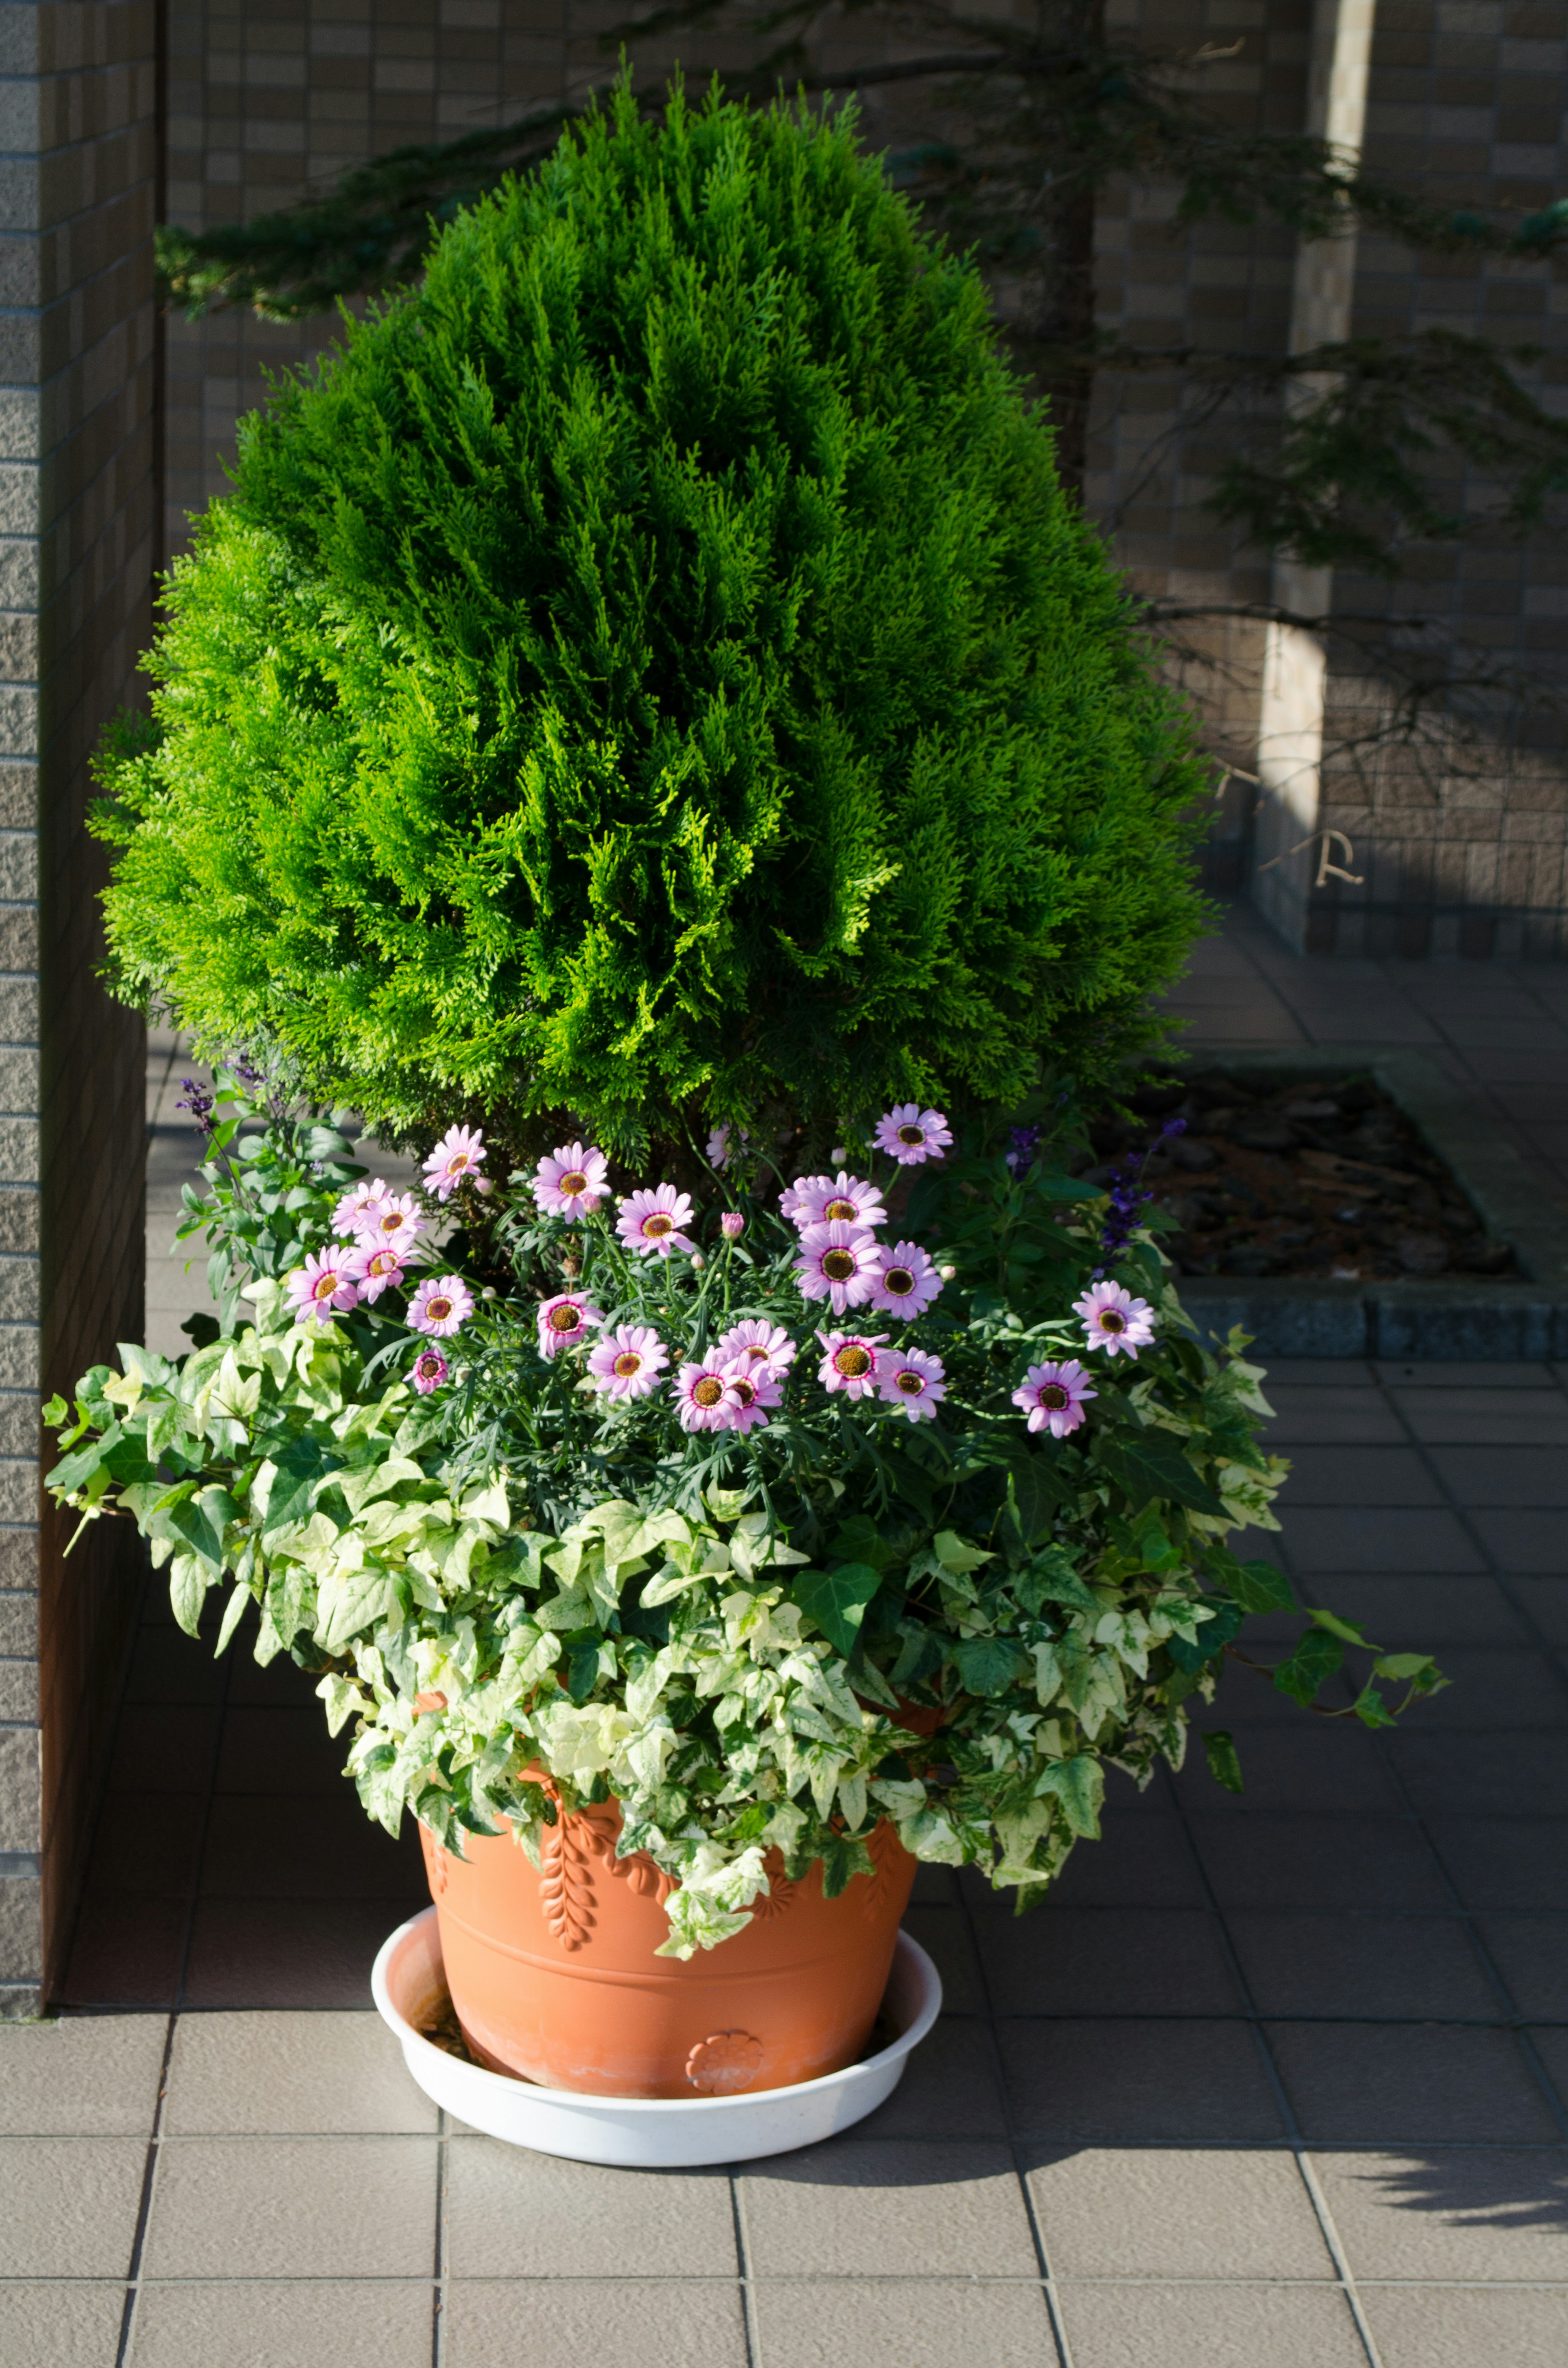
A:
860,1820,899,1920
539,1808,597,1952
686,2030,765,2094
578,1800,676,1904
748,1846,796,1922
426,1841,450,1898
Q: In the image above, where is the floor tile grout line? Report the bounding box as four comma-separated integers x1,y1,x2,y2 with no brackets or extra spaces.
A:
729,2160,761,2368
952,1871,1075,2367
1372,1368,1568,2141
111,2009,177,2368
432,2106,448,2368
1156,1759,1387,2368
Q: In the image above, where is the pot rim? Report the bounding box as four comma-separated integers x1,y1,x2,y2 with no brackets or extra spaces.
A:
372,1906,942,2115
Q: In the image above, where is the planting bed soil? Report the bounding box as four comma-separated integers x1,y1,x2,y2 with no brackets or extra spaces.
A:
1087,1070,1515,1282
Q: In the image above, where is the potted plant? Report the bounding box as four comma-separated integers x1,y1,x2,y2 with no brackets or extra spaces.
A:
50,84,1441,2103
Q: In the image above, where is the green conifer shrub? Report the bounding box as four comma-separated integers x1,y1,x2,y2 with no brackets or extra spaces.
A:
94,79,1207,1159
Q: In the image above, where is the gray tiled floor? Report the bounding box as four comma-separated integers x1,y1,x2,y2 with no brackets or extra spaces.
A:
4,943,1568,2365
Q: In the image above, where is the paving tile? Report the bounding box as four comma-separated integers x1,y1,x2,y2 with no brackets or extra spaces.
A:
739,2138,1037,2275
163,2010,435,2135
123,1625,225,1706
1277,1508,1485,1574
1359,2284,1568,2368
226,1649,330,1709
0,2137,150,2277
1511,1577,1568,1645
997,2020,1286,2143
107,1704,220,1795
199,1794,426,1898
1477,1916,1568,2017
1314,2148,1568,2279
0,2283,127,2367
0,2015,165,2138
86,1792,206,1900
855,2016,1008,2140
56,1896,187,2009
1394,1389,1568,1444
900,1904,987,2013
1470,1510,1568,1572
1390,1648,1568,1730
1228,1911,1500,2018
1026,2145,1334,2277
968,1906,1241,2016
1274,1446,1443,1505
1386,1731,1568,1818
1524,2027,1568,2118
1027,1814,1202,1909
1169,1724,1404,1816
445,2139,736,2276
749,2280,1055,2368
909,1862,959,1904
1263,1393,1406,1445
1298,1573,1529,1646
1262,1362,1376,1386
1428,1817,1568,1909
444,2279,749,2368
1055,2281,1366,2368
1269,2022,1561,2143
183,1897,425,2008
129,2280,433,2368
141,2135,437,2278
215,1706,352,1795
1186,1814,1450,1911
1428,1445,1568,1507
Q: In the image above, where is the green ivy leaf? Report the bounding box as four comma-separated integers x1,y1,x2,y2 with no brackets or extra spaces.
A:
262,1435,338,1539
793,1563,884,1656
1015,1548,1101,1617
562,1632,602,1705
1166,1597,1243,1670
1035,1754,1104,1837
1307,1606,1377,1647
1273,1627,1344,1706
1201,1729,1245,1793
1226,1558,1297,1616
1095,1434,1226,1518
952,1635,1028,1696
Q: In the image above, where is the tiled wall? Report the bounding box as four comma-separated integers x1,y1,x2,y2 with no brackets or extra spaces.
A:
0,0,155,2015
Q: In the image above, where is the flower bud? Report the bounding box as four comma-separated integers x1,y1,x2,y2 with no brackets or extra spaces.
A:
474,1176,494,1195
831,1146,846,1164
690,1252,706,1271
720,1211,746,1240
939,1263,957,1281
481,1286,497,1300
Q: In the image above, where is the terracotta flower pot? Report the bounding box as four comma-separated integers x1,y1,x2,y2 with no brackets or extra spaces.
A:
419,1800,918,2098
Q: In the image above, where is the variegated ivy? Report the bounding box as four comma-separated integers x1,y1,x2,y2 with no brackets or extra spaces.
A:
46,1087,1443,1956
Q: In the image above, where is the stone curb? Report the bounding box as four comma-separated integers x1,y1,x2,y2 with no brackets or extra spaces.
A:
1169,1046,1568,1360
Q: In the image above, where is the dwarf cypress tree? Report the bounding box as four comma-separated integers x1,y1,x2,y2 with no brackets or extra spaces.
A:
96,79,1206,1158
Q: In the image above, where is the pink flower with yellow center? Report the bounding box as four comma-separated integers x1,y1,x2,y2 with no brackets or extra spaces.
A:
722,1358,783,1434
715,1319,797,1378
873,1104,953,1166
866,1239,943,1320
532,1142,610,1221
332,1178,390,1238
586,1324,668,1402
364,1192,425,1256
706,1124,749,1170
536,1292,604,1359
617,1183,697,1260
875,1346,947,1422
345,1242,413,1304
780,1172,887,1233
815,1331,888,1399
410,1347,449,1396
1073,1280,1156,1360
1011,1359,1097,1436
674,1354,742,1432
407,1275,474,1338
795,1220,881,1316
422,1125,487,1203
285,1249,360,1326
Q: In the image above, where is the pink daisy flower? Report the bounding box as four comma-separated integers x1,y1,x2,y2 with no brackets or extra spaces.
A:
536,1292,604,1359
586,1324,669,1401
407,1275,474,1338
722,1358,783,1434
361,1192,425,1258
1073,1280,1156,1360
532,1142,609,1222
1012,1359,1098,1436
285,1248,360,1326
816,1331,888,1399
674,1353,742,1432
410,1347,449,1396
706,1124,749,1170
617,1183,696,1260
780,1172,888,1233
875,1346,947,1422
715,1319,797,1377
422,1125,487,1202
873,1104,953,1166
345,1242,414,1304
795,1220,882,1317
866,1238,943,1320
332,1177,390,1238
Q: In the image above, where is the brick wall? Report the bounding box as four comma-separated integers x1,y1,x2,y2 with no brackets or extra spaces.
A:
0,0,154,2016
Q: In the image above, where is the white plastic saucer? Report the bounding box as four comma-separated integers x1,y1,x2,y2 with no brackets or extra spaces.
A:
371,1906,942,2167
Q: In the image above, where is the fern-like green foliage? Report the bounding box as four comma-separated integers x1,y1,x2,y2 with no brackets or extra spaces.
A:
98,79,1207,1158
